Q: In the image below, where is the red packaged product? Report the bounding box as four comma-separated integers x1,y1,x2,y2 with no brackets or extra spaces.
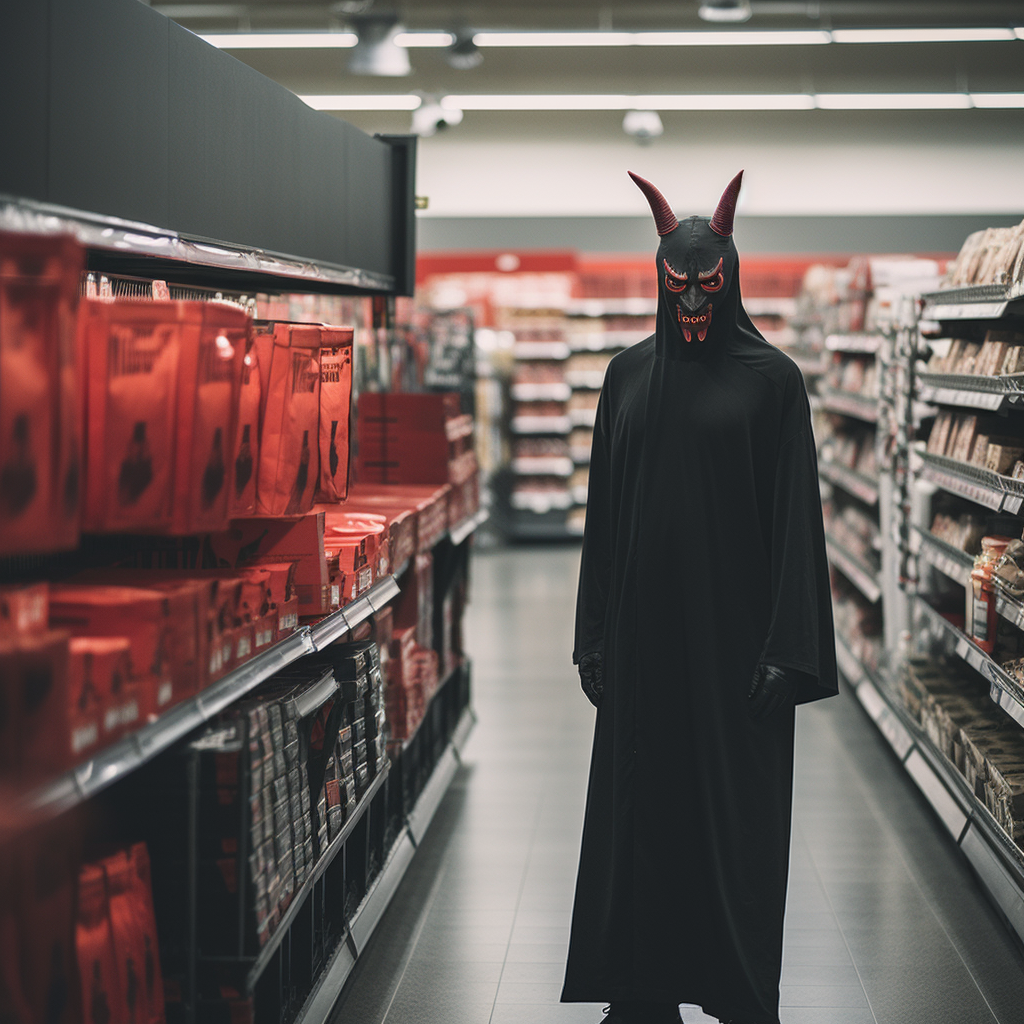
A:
0,629,71,783
103,851,151,1024
393,552,433,647
83,299,182,532
254,322,321,517
69,636,138,753
17,821,81,1024
0,581,48,637
210,513,329,617
50,586,180,723
315,326,354,503
0,234,82,554
76,863,129,1024
128,843,166,1024
231,336,261,517
171,304,247,534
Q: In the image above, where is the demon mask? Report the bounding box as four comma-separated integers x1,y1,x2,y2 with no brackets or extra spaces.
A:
629,170,743,344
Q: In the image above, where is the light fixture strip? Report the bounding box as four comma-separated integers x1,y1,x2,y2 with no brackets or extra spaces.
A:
300,92,1024,112
200,27,1023,50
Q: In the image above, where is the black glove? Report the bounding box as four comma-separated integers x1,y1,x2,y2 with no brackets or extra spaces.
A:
748,663,799,721
578,652,604,708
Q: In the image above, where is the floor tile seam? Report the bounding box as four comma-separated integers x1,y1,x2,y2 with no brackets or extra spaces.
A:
791,817,881,1024
816,704,1004,1022
490,794,551,1024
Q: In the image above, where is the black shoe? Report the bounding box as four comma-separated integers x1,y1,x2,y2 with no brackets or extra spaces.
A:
601,1003,681,1023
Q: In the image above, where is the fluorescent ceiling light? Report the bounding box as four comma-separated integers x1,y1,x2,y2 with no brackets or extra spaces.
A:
473,30,828,47
394,32,454,47
971,92,1024,107
200,30,451,49
816,92,972,109
832,27,1015,43
299,92,1024,113
300,94,421,110
200,32,356,48
472,32,633,47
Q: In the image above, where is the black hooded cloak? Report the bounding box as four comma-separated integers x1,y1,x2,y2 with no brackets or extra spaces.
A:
561,172,838,1024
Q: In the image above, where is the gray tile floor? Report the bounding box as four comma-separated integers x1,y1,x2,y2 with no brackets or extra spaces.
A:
331,546,1024,1024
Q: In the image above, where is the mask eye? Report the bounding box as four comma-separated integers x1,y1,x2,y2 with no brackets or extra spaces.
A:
698,257,724,293
663,258,687,293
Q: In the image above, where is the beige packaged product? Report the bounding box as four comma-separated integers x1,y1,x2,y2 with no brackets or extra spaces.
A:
955,343,982,375
1002,346,1024,375
1012,460,1024,481
942,339,966,373
986,443,1024,476
985,756,1024,833
985,341,1010,376
944,415,963,460
927,411,954,455
969,434,991,467
950,231,984,287
1014,223,1024,286
952,414,979,463
996,227,1024,285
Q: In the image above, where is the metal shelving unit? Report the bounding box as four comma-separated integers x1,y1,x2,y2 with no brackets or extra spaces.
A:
920,284,1024,323
818,459,880,506
819,386,880,423
917,371,1024,413
30,575,399,816
825,537,882,604
915,450,1024,514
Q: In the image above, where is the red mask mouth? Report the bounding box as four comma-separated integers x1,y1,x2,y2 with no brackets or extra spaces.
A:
676,302,713,343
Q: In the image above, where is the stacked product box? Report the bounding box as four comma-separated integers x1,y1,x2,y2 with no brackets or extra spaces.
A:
899,657,1024,845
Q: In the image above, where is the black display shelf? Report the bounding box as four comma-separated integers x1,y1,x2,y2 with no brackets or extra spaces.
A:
912,526,973,587
916,450,1024,514
819,386,879,422
917,371,1024,413
244,765,390,993
29,574,399,816
1,0,416,295
915,597,1024,730
825,536,882,603
292,703,475,1024
839,630,1024,945
921,285,1024,323
818,459,880,506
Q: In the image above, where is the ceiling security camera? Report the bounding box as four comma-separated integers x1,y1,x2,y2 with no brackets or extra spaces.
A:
622,110,664,144
412,99,464,137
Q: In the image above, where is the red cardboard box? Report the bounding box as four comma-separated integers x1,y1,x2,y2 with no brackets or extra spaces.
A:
68,637,134,760
254,322,322,517
231,336,262,517
315,326,354,503
50,586,184,721
171,303,247,534
211,513,329,617
0,582,48,637
393,552,433,648
0,231,84,555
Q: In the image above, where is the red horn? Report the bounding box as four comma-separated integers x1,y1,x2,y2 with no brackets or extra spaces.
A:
628,171,678,236
709,170,744,236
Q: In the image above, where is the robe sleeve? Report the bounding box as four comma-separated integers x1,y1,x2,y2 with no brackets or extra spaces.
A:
573,378,613,665
759,376,839,704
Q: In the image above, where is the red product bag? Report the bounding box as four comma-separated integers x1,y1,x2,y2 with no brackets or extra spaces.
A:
128,844,166,1024
255,323,321,517
76,863,129,1024
171,303,247,534
315,326,354,503
83,300,181,533
230,336,262,517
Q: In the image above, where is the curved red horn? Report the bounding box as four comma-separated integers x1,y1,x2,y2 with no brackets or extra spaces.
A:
709,170,744,236
628,171,678,236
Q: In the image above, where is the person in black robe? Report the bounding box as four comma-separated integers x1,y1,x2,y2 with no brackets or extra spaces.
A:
561,170,839,1024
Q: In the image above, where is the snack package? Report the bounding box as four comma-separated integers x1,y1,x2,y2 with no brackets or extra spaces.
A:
315,326,354,503
83,300,181,532
231,337,262,517
68,636,134,759
171,303,247,534
255,322,322,517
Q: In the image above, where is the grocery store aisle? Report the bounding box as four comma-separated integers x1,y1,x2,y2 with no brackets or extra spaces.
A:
332,546,1024,1024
